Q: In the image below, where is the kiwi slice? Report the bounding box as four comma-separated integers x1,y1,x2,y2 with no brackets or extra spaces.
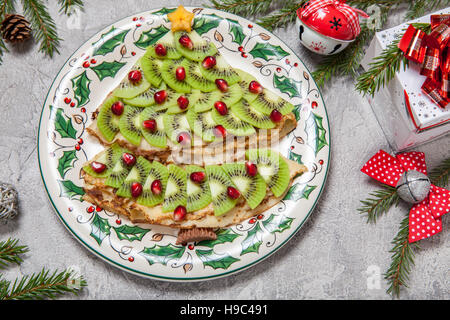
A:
137,161,169,207
219,83,243,106
116,156,152,198
193,90,222,113
246,149,290,197
185,165,212,212
222,163,266,209
97,96,121,142
205,165,238,216
166,90,201,114
174,30,217,61
250,89,295,115
212,106,255,136
162,164,187,212
236,69,259,103
113,59,151,99
141,51,164,86
118,105,143,146
161,58,192,93
139,108,167,148
123,83,167,107
200,54,241,85
186,108,218,142
105,152,132,188
232,99,275,129
145,31,182,60
181,59,216,92
163,112,191,144
83,143,123,178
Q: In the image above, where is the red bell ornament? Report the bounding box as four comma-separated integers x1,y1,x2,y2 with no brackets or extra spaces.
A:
296,0,368,55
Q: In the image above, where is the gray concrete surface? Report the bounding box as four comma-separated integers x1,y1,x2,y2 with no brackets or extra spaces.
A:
0,1,448,299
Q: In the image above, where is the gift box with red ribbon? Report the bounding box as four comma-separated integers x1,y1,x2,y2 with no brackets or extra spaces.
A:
361,9,450,151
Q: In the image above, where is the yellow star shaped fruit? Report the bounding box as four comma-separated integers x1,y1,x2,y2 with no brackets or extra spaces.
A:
168,5,195,33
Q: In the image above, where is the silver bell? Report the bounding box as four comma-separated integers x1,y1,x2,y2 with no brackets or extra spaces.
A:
395,170,431,204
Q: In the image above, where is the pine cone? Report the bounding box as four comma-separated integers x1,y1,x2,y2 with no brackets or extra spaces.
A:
1,14,32,43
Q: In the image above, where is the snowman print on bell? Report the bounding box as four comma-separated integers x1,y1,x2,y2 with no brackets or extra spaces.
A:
296,0,369,55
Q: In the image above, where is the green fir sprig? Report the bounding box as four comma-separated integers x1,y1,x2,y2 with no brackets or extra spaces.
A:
257,1,306,31
0,238,29,268
428,157,450,188
57,0,84,16
358,186,400,223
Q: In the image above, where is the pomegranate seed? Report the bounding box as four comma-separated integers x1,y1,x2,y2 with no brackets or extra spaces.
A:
91,161,106,173
179,35,193,50
248,80,263,94
202,56,216,69
177,132,191,146
111,101,124,116
214,101,228,116
177,95,189,110
215,79,228,92
175,66,186,81
155,43,167,56
154,90,167,104
142,119,157,132
190,171,206,183
213,125,226,138
122,153,136,166
227,186,240,199
174,205,187,221
270,109,282,123
245,161,258,177
128,70,142,83
131,182,143,197
151,179,162,195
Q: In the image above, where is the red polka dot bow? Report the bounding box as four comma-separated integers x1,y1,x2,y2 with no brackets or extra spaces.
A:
361,150,450,243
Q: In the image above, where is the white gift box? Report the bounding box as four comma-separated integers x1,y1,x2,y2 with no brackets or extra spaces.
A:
360,8,450,151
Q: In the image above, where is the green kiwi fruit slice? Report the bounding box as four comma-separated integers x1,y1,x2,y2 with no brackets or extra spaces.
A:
145,31,182,60
200,54,241,85
205,165,238,216
186,108,218,142
245,149,290,197
137,161,169,207
163,112,191,144
162,164,187,212
97,96,122,142
193,90,222,113
250,89,295,115
83,143,123,178
174,30,217,61
181,59,216,92
139,108,167,148
236,69,259,103
113,59,151,99
161,58,192,93
232,99,275,129
141,51,164,87
123,83,167,107
185,165,212,212
166,90,201,114
118,105,143,146
222,163,266,209
105,152,133,188
116,156,152,198
212,106,256,136
219,83,243,106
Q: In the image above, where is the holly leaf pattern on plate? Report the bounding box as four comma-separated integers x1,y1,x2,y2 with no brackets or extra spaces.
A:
71,71,91,108
135,25,170,49
91,61,126,81
305,112,328,155
113,225,150,242
196,228,240,248
284,183,317,201
49,106,77,139
57,180,85,200
57,150,77,178
139,244,185,266
240,222,265,255
262,214,294,234
193,13,221,35
92,27,129,56
90,213,111,245
195,249,240,270
152,7,176,15
227,18,245,45
289,151,303,164
248,42,289,61
273,74,302,98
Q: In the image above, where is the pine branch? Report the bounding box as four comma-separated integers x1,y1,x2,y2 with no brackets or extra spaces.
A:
0,0,17,65
0,238,29,268
57,0,84,16
428,157,450,188
405,0,450,20
0,268,87,300
384,215,418,297
358,186,400,223
257,1,306,31
21,0,61,57
208,0,273,16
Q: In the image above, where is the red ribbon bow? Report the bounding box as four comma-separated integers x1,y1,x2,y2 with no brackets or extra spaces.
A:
361,150,450,243
398,14,450,108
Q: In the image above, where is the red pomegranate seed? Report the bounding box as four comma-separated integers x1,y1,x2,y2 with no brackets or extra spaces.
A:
155,43,167,56
151,179,162,195
91,161,106,173
131,182,143,198
215,79,228,92
213,125,226,138
122,153,136,166
245,161,258,177
270,109,282,123
177,95,189,110
179,35,193,50
202,56,216,69
174,205,187,221
190,171,206,183
154,90,167,104
142,119,157,132
111,101,124,116
175,66,186,81
214,101,228,116
128,70,142,83
177,132,191,146
248,80,263,94
227,186,241,199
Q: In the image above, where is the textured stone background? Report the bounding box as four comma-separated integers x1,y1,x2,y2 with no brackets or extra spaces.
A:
0,1,448,300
